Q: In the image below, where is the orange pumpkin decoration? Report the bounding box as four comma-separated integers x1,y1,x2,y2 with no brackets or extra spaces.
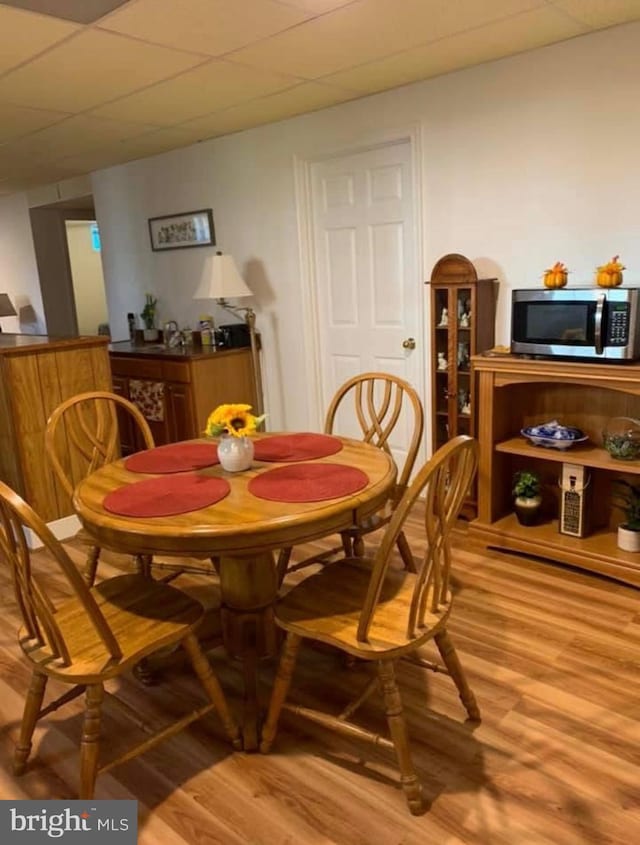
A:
596,255,625,287
543,261,569,289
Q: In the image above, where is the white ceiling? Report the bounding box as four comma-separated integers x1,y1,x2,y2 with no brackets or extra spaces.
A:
1,0,639,196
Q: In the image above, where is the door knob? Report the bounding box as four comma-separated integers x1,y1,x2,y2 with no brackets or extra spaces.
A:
402,337,416,350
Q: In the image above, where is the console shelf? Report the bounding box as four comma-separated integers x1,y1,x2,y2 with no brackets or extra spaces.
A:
496,436,640,474
471,354,640,588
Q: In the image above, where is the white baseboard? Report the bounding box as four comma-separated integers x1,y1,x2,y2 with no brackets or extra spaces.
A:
24,514,81,549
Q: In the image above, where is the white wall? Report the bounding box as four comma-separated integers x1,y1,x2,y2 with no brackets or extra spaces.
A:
65,220,108,335
3,21,640,426
0,193,45,333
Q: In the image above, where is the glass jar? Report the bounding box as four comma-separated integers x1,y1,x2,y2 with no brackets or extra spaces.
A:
602,416,640,461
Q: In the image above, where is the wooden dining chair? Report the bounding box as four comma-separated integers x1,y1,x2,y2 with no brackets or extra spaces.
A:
0,480,240,800
277,372,424,582
261,435,479,815
45,390,155,586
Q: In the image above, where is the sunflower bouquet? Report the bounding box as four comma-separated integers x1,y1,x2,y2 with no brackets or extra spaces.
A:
205,404,265,438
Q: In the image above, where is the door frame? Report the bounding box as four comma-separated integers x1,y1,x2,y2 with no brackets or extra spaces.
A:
293,125,425,431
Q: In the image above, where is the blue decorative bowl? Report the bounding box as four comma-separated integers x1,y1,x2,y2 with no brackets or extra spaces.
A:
521,421,587,450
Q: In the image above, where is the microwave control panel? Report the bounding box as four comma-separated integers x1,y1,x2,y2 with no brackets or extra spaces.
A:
607,302,630,345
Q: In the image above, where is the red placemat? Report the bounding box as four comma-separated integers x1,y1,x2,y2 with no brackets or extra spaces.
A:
248,463,368,503
125,443,219,474
104,473,229,517
253,433,342,462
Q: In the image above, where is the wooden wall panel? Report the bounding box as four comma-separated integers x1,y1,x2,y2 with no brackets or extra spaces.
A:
0,359,22,496
0,337,111,521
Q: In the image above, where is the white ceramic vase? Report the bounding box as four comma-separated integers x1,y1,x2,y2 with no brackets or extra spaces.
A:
617,524,640,552
217,435,254,472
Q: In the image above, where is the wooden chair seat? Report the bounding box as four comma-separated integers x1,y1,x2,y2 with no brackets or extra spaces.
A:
275,559,449,656
1,480,240,799
45,391,157,585
277,373,424,582
261,436,479,816
19,574,204,682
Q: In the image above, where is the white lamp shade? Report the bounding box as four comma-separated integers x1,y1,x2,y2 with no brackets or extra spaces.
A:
193,253,252,300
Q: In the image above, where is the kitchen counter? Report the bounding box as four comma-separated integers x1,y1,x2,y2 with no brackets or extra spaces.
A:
109,340,249,361
0,333,110,354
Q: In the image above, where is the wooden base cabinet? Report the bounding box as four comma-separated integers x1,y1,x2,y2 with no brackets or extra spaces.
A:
110,346,258,451
470,354,640,588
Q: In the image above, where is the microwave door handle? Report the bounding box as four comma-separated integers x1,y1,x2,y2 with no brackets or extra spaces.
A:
594,294,605,355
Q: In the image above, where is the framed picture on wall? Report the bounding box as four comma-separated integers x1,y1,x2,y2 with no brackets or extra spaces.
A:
148,209,215,251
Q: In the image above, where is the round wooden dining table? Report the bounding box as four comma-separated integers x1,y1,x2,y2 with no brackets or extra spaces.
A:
73,433,396,750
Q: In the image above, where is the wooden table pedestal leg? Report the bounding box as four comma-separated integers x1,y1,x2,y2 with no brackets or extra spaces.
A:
219,553,278,751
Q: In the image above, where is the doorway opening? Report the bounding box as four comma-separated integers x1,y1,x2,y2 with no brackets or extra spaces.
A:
29,194,108,337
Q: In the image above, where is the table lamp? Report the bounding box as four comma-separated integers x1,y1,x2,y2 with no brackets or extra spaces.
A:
0,293,17,332
193,252,264,416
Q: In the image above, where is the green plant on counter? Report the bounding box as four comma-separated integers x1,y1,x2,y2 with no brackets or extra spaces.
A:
140,293,157,330
611,479,640,529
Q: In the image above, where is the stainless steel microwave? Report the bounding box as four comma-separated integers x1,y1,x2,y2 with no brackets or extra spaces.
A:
511,287,640,361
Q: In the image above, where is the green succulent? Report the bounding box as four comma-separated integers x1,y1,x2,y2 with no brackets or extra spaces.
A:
512,470,540,500
140,293,158,329
611,479,640,530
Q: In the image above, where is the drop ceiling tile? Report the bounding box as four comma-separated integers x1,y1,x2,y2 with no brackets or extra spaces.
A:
0,29,206,112
0,103,69,143
275,0,356,11
15,114,156,158
551,0,640,27
227,0,546,79
0,5,78,74
53,148,143,174
324,5,588,93
0,0,130,24
0,157,79,185
99,0,311,56
181,81,358,137
90,59,300,125
54,126,206,173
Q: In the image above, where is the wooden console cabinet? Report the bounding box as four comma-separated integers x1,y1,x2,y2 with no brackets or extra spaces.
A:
109,344,258,451
470,354,640,588
0,334,111,521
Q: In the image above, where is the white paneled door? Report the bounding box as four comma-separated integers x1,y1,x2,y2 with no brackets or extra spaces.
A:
309,139,424,467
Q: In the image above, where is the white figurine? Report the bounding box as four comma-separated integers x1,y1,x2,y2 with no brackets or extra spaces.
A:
437,351,448,370
462,400,471,415
457,341,470,369
438,307,449,327
459,310,470,328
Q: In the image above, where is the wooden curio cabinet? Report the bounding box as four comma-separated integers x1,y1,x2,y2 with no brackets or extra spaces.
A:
427,254,497,452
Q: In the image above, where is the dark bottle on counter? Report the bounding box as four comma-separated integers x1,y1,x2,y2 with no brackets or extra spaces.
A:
127,312,137,343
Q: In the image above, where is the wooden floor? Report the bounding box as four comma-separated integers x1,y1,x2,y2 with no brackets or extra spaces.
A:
1,506,639,844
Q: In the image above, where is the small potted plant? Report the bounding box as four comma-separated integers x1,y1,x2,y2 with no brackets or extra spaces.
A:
140,293,158,341
611,479,640,552
512,469,542,526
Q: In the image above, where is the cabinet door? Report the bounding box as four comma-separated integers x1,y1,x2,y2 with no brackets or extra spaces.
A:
432,284,475,450
453,285,473,439
111,374,138,456
166,381,196,443
433,286,452,450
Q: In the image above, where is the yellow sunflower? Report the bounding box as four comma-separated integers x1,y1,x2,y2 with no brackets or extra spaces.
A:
205,403,264,438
